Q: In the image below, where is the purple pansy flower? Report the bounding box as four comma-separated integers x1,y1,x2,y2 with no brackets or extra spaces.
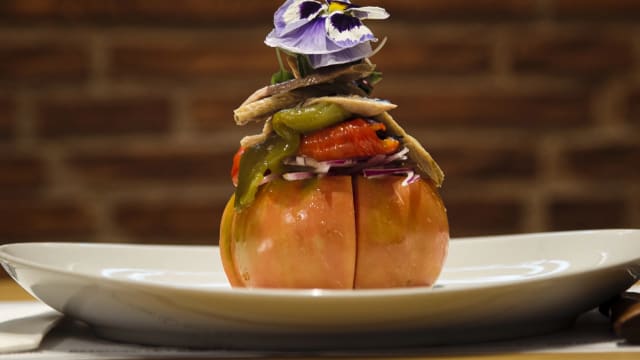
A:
265,0,389,68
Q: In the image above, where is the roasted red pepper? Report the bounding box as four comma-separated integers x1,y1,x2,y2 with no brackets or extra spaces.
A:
299,118,399,161
230,146,245,187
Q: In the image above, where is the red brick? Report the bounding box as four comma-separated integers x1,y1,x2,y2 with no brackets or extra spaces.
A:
443,198,525,237
37,97,171,138
109,37,273,82
434,145,537,183
0,153,47,193
0,42,89,84
555,0,640,18
513,32,633,77
385,90,590,130
369,0,537,20
67,147,235,186
114,201,225,244
0,201,95,241
549,198,627,231
565,143,640,180
0,97,15,140
374,33,492,74
190,95,263,133
0,0,536,25
0,0,281,25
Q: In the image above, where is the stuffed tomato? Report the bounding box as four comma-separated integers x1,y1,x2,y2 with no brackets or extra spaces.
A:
222,99,450,289
221,0,449,289
220,173,448,289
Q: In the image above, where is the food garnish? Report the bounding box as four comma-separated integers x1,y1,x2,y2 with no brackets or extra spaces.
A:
220,0,449,289
232,0,443,210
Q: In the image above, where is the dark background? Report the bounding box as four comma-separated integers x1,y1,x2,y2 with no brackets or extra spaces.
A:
1,0,639,276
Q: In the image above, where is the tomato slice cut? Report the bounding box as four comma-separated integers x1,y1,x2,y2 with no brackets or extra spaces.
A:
353,176,449,288
221,176,357,289
299,118,400,161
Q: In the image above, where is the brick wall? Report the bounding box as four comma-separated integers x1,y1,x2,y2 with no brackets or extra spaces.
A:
1,1,639,277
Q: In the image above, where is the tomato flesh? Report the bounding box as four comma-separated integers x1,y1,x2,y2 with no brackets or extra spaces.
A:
222,176,356,289
354,176,448,288
219,176,449,289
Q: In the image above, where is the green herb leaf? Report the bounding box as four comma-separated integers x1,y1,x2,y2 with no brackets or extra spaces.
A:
270,69,294,84
270,48,295,84
367,71,384,86
357,71,384,95
296,54,314,78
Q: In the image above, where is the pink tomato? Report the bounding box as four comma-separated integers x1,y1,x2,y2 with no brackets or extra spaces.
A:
219,176,448,289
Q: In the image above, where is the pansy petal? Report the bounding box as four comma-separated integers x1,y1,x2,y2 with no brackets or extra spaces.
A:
350,6,390,20
266,17,343,55
326,12,375,48
274,0,326,36
308,41,373,68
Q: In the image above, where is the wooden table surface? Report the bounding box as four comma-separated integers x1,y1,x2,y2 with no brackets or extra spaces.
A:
1,277,32,301
1,277,639,360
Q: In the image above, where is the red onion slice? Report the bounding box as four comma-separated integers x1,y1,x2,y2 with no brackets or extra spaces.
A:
282,172,315,181
260,173,278,185
384,147,409,164
401,171,421,186
274,147,416,184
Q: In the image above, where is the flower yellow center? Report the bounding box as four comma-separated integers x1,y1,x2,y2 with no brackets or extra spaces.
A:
328,2,348,13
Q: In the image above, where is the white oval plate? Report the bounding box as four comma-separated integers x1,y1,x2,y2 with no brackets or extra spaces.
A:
1,229,640,350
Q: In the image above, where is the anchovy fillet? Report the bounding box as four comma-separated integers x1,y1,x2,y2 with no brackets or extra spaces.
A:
375,111,445,187
234,62,376,125
305,96,397,117
234,92,304,125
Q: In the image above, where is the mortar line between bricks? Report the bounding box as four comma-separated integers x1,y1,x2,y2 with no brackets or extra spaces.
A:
0,26,271,41
4,75,583,98
491,27,511,87
531,134,567,232
14,132,245,155
171,90,193,141
591,77,628,132
37,141,114,243
0,24,528,41
98,185,233,203
92,196,138,244
523,190,548,233
88,33,109,96
14,91,36,150
537,0,554,20
634,31,640,82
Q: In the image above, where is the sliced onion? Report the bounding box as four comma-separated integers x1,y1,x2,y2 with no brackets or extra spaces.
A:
275,148,415,183
319,159,358,168
282,172,315,181
363,167,420,186
363,167,412,178
401,171,420,186
363,154,387,167
260,173,278,185
284,156,331,173
384,147,409,164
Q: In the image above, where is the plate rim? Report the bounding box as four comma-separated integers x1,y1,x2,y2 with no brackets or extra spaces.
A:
1,228,639,299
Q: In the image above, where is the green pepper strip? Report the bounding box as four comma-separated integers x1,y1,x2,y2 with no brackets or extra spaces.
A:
234,102,351,210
